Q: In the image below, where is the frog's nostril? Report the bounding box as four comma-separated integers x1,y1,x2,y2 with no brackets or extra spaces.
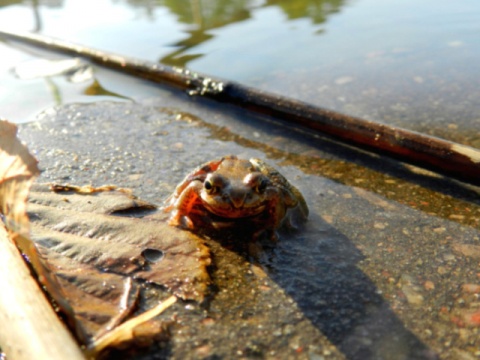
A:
229,190,246,209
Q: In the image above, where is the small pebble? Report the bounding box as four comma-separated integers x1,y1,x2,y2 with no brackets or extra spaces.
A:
374,222,387,229
424,281,435,290
402,285,424,305
437,266,448,275
461,284,480,293
462,310,480,327
201,318,215,326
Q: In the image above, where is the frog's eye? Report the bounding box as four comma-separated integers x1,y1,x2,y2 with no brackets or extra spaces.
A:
255,179,268,194
204,180,217,194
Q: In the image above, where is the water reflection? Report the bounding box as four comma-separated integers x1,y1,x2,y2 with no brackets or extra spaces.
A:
0,0,62,32
0,0,29,7
120,0,345,25
0,0,63,9
6,0,348,67
118,0,346,66
121,0,252,66
264,0,346,23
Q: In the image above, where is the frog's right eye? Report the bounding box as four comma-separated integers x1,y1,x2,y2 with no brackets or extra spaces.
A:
204,180,216,194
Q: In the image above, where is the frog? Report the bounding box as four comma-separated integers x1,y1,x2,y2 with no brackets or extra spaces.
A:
163,155,309,240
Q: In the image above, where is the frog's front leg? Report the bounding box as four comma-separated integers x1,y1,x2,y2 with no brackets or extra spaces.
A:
252,193,286,241
166,180,204,229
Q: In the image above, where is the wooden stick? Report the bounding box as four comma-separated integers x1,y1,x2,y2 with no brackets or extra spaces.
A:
0,229,85,360
2,29,480,186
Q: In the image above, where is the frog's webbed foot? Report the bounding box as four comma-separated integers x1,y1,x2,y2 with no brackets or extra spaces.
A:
283,215,302,232
282,205,309,232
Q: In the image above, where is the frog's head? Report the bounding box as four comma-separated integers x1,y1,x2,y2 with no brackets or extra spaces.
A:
199,158,271,218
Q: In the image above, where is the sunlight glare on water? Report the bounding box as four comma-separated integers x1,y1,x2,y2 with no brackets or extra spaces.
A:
0,0,479,147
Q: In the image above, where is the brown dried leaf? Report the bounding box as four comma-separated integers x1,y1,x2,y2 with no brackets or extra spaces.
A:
30,183,156,214
29,184,211,299
40,248,141,341
27,183,211,345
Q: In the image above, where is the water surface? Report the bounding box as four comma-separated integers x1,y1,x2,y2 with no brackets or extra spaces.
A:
2,2,480,358
0,0,479,147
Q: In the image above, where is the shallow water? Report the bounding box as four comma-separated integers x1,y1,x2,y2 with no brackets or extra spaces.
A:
18,95,480,360
2,1,480,359
0,0,479,146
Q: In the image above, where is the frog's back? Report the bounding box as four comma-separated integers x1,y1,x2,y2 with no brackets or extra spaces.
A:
250,158,309,219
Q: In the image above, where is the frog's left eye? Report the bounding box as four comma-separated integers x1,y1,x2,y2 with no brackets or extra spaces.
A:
255,179,268,194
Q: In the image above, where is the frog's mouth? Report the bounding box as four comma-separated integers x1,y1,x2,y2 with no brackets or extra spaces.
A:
204,203,266,219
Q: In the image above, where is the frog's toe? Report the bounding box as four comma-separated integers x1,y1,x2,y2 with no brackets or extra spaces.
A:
180,215,195,229
167,211,194,229
269,231,279,242
161,204,173,213
252,228,278,242
167,213,180,227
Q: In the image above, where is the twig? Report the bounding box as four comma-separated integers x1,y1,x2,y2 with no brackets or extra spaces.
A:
88,295,177,356
0,229,86,360
1,29,480,186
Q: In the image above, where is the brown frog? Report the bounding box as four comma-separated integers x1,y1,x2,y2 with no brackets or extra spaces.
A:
163,155,308,240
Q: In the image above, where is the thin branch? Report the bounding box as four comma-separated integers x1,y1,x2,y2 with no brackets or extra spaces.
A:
88,295,177,356
1,29,480,186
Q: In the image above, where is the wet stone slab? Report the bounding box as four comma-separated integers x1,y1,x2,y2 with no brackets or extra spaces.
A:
19,97,480,360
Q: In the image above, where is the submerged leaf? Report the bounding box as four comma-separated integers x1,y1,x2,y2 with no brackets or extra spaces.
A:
30,183,156,214
29,184,210,299
43,251,141,340
27,183,211,345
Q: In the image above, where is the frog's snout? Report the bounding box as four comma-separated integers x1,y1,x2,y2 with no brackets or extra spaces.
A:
229,189,247,209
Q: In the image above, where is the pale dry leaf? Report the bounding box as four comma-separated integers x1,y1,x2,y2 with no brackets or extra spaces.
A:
0,120,39,237
0,122,75,319
89,295,177,355
0,120,85,360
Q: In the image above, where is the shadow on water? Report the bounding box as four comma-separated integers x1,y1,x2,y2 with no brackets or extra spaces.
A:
210,215,439,360
260,218,438,360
